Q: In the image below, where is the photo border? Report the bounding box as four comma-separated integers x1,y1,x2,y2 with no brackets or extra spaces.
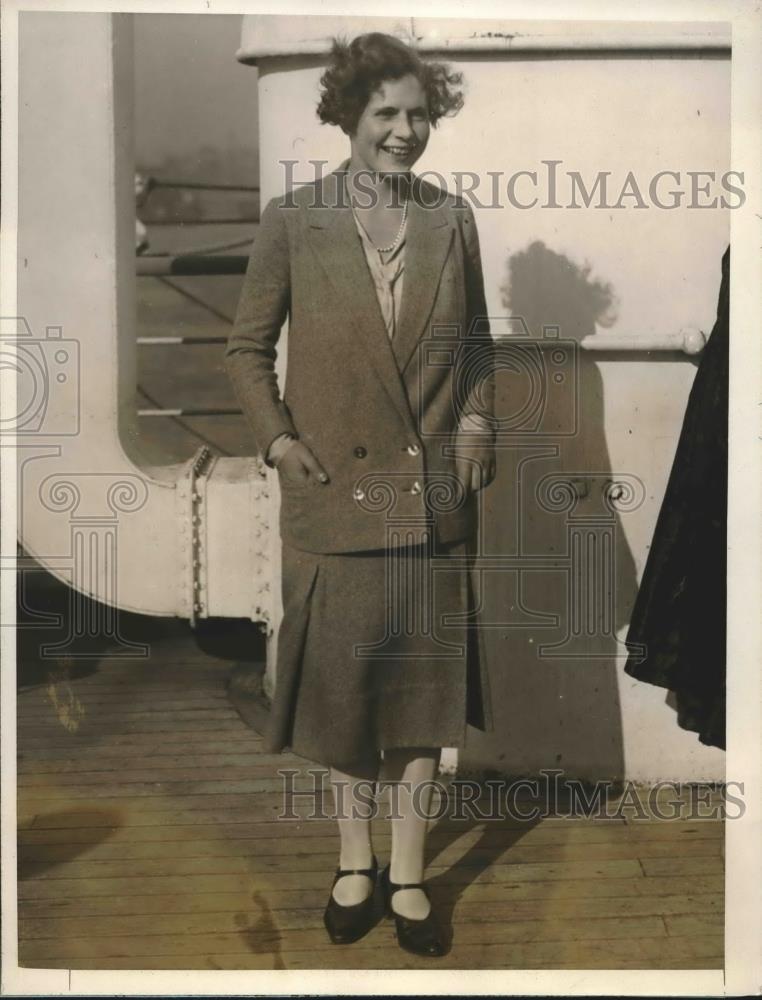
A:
2,0,759,995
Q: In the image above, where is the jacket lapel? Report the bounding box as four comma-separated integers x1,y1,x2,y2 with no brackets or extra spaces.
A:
304,165,454,429
392,184,454,374
306,167,416,430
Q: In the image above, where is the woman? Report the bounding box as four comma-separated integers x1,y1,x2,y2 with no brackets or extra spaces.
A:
225,32,496,958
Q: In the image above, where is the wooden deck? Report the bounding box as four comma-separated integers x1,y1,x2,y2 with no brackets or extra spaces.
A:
17,621,724,971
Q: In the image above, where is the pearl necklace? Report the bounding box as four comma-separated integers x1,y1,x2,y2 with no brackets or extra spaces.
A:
351,196,409,254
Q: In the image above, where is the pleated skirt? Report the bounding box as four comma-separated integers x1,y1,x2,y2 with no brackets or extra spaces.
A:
265,536,494,768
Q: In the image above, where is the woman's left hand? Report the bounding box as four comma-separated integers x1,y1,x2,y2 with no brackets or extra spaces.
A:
454,434,497,494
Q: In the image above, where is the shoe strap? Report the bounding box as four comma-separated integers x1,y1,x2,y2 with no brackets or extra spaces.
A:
385,868,429,894
334,856,378,881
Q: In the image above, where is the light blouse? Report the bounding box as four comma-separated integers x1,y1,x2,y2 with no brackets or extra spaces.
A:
350,207,406,340
351,206,491,437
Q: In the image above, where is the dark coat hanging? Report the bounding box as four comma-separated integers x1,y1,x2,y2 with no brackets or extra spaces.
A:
624,247,729,750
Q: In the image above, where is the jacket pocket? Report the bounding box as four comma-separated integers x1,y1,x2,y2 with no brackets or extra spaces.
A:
278,473,321,492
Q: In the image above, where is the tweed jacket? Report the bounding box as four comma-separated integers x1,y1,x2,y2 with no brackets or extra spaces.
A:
224,162,495,554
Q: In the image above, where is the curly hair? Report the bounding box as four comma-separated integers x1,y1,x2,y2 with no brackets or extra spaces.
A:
317,32,464,135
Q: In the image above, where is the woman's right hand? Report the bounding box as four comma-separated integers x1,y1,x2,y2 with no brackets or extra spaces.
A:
276,441,330,486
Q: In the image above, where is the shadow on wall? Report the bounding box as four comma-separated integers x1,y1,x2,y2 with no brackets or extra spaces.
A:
462,241,639,784
503,240,619,341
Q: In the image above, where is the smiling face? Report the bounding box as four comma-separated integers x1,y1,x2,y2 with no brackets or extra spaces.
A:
349,74,430,175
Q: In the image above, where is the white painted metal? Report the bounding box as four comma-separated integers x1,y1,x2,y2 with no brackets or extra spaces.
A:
579,329,707,354
16,13,274,630
237,17,731,61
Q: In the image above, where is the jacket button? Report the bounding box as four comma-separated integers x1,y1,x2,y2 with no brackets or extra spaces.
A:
353,487,365,501
354,446,367,459
411,481,422,496
407,444,421,456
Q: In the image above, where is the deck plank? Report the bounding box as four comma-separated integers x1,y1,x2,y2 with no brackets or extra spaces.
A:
18,819,722,846
16,627,724,971
19,914,673,961
18,885,723,918
21,933,724,970
18,835,722,866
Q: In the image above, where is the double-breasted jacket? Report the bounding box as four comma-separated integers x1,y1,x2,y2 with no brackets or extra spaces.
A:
224,162,495,554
